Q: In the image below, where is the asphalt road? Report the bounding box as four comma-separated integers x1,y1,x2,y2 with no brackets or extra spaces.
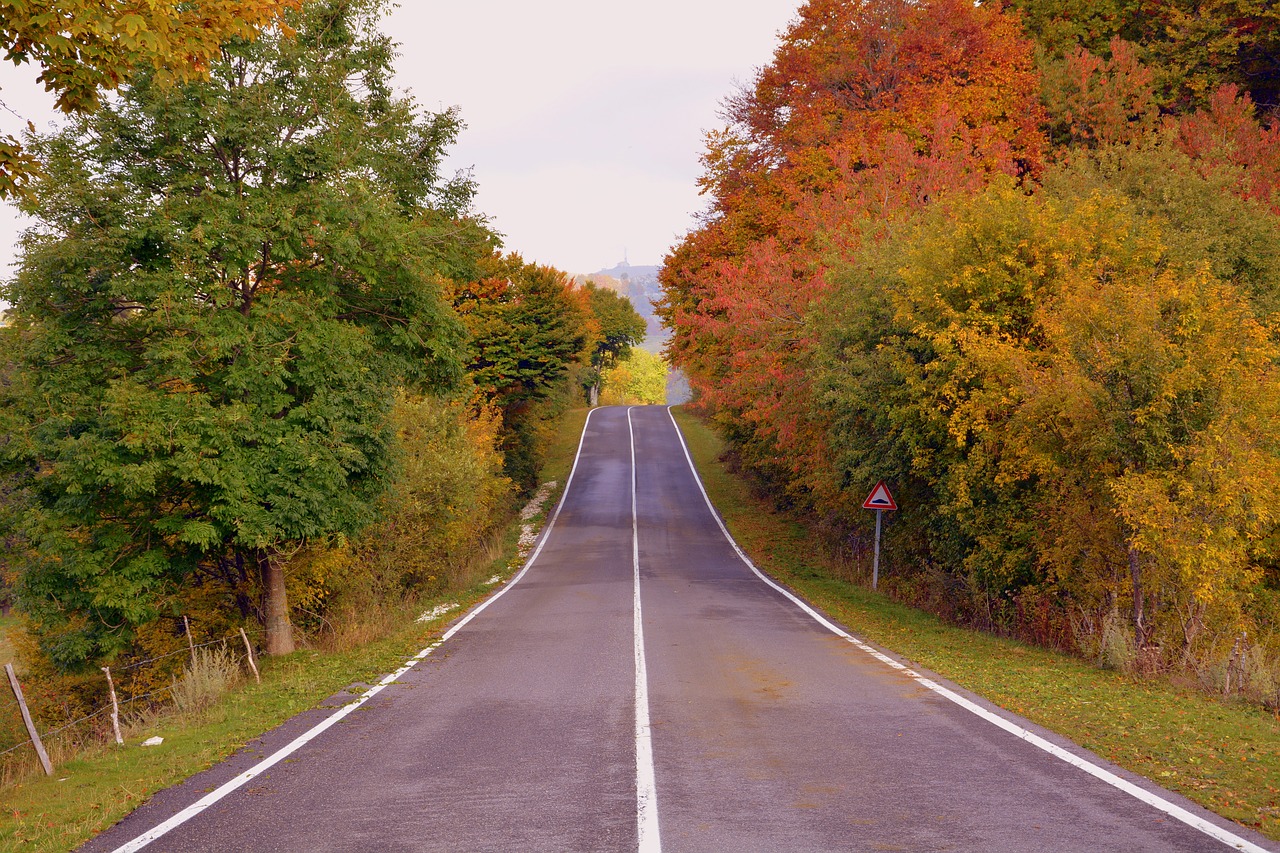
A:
84,406,1275,853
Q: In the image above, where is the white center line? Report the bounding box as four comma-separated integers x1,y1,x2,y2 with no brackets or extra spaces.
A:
629,407,662,853
664,405,1270,853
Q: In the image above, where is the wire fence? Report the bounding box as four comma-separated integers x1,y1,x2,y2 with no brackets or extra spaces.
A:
0,620,265,776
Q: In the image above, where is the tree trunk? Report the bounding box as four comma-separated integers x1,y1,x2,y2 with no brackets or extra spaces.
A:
589,382,600,407
1128,546,1145,648
260,550,295,656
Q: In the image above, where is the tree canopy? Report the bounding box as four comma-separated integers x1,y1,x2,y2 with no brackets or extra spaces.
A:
1,0,298,197
661,0,1280,685
1005,0,1280,113
600,348,668,407
660,0,1047,508
450,257,642,488
1,0,477,662
582,283,646,405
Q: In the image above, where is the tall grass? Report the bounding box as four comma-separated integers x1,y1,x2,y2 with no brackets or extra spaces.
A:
170,647,241,715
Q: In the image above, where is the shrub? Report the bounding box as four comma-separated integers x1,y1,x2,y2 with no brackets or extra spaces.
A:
169,646,241,715
287,392,514,649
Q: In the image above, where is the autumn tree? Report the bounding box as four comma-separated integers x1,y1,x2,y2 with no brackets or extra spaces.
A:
600,349,668,407
1032,30,1280,213
451,256,595,489
1040,38,1160,149
814,178,1280,653
1,0,298,197
1005,0,1280,114
0,0,474,664
660,0,1047,508
1174,85,1280,214
582,283,646,406
1043,140,1280,318
655,0,1280,688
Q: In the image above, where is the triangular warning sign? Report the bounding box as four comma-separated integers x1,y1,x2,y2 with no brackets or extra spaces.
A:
862,481,897,511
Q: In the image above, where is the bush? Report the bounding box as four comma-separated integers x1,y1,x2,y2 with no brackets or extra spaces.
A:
170,646,241,715
287,392,514,648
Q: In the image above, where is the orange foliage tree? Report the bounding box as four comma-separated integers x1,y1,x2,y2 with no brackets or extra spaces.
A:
1,0,300,197
659,0,1047,508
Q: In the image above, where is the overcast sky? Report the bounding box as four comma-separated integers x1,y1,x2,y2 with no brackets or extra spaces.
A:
0,1,801,281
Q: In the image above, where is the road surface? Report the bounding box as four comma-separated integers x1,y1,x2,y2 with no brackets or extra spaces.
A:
84,406,1275,853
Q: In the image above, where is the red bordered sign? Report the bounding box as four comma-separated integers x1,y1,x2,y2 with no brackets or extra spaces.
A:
862,481,897,511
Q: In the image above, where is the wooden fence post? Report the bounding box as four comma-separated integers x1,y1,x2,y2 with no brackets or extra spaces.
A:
239,628,260,684
101,666,123,746
183,615,197,668
4,663,52,776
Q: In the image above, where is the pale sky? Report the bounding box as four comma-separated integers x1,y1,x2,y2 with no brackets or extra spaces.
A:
0,1,801,281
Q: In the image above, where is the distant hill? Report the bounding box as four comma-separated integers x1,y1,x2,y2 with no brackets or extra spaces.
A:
576,260,663,341
575,261,690,404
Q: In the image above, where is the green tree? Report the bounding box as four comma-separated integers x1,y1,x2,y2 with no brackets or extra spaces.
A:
0,0,473,664
451,256,594,489
582,283,646,406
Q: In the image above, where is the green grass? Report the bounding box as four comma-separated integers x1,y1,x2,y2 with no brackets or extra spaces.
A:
671,406,1280,842
0,615,16,670
0,583,510,852
542,407,590,489
0,408,594,853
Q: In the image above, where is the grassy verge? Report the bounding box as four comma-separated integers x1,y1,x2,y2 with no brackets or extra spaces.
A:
0,615,16,669
0,409,592,853
1,616,477,852
671,406,1280,841
541,407,590,493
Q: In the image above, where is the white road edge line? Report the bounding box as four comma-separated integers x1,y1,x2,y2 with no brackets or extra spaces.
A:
629,407,662,853
110,408,604,853
664,405,1269,853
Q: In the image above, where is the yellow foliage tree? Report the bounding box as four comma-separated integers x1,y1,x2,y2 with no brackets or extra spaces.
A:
600,349,668,406
1,0,298,196
818,180,1280,659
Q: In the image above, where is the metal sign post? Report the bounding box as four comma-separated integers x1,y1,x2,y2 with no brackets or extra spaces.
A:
862,482,898,591
872,509,883,590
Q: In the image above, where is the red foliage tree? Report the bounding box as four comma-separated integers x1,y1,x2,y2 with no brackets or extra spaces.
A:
1042,38,1160,148
659,0,1049,506
1175,85,1280,213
